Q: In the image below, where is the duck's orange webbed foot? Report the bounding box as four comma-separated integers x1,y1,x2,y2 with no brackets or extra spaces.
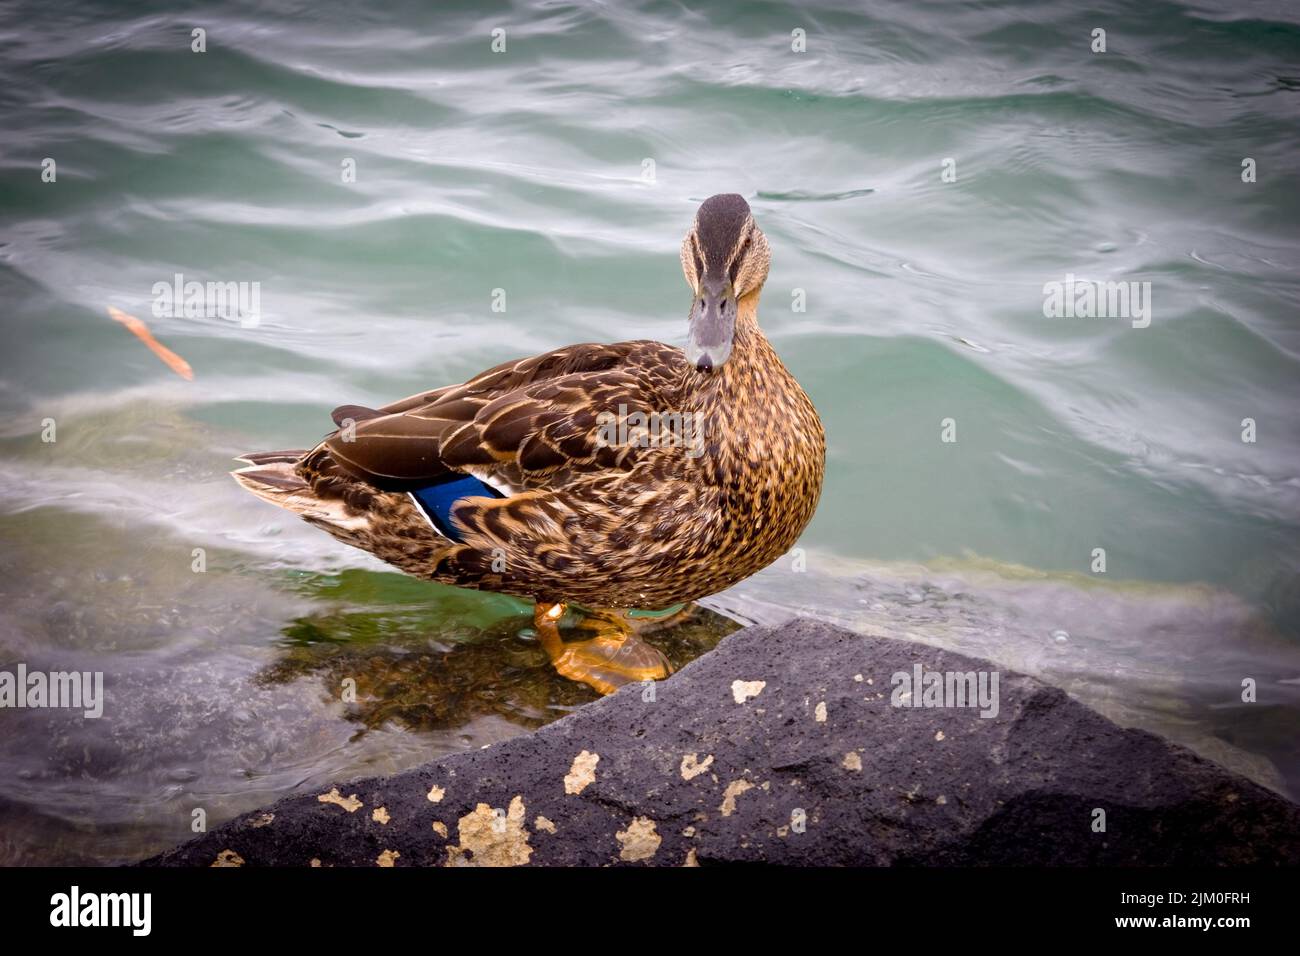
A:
533,602,673,696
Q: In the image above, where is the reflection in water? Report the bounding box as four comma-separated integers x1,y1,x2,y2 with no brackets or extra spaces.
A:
259,595,739,733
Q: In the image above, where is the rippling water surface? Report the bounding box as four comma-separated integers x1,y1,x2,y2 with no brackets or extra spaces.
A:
1,0,1299,863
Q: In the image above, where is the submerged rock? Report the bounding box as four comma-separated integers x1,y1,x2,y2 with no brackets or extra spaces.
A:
144,619,1300,866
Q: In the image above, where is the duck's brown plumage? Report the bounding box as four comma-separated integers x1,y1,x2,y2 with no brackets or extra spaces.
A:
234,194,825,610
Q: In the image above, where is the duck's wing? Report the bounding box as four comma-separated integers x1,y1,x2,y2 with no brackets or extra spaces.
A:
314,340,688,490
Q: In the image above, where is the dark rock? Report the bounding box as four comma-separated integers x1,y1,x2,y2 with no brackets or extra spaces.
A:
144,619,1300,866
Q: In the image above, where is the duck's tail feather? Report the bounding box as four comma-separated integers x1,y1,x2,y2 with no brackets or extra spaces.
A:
231,459,372,535
234,449,307,466
330,404,384,427
231,449,481,583
232,463,307,494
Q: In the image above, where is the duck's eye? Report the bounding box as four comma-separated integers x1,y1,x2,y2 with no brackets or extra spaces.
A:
730,234,752,285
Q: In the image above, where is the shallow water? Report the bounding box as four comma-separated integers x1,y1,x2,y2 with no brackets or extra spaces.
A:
1,0,1298,864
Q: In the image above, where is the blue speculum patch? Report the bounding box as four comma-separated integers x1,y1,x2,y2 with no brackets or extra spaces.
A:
409,473,504,542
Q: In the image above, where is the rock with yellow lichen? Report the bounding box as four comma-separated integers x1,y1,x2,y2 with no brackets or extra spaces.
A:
142,619,1300,867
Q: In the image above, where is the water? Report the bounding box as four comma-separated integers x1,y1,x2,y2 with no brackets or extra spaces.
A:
1,0,1298,864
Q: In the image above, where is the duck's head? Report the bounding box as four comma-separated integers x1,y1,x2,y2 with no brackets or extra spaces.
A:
680,193,770,373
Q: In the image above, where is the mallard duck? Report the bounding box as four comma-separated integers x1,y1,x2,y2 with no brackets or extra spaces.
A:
234,194,825,694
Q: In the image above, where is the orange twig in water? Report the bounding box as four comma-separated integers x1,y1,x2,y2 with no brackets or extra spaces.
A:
106,306,194,380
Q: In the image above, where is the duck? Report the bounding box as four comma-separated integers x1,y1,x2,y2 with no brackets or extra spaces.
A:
233,193,825,694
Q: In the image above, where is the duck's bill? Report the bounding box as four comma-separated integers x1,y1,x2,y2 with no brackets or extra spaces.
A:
686,290,735,373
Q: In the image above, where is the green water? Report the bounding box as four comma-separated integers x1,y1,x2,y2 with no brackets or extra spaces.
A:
1,0,1298,864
